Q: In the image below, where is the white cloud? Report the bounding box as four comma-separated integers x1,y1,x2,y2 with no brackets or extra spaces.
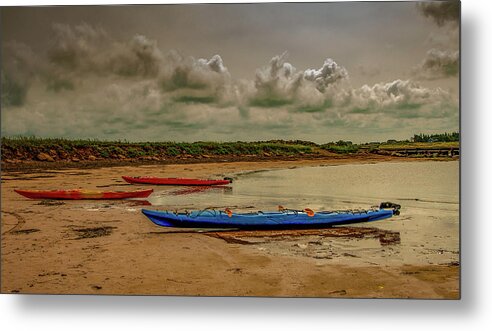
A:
303,58,348,92
250,53,348,109
348,79,451,111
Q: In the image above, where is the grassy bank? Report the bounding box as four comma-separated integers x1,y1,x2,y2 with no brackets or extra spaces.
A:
1,136,459,166
1,137,319,162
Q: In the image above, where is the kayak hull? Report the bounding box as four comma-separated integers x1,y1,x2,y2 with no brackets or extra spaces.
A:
141,208,395,229
122,176,230,186
15,189,153,200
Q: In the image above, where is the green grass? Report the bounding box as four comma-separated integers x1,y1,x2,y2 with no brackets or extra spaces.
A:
320,144,359,154
174,95,217,104
1,137,317,160
1,135,460,161
249,98,293,108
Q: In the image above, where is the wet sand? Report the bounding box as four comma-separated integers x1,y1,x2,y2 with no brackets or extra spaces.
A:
1,157,459,298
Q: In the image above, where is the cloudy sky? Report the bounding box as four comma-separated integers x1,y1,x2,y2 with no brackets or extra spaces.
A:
1,1,459,143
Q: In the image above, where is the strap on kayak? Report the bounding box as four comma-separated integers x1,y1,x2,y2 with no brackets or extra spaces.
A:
173,209,191,216
195,208,219,218
279,205,316,217
278,205,299,215
224,208,233,218
278,206,298,214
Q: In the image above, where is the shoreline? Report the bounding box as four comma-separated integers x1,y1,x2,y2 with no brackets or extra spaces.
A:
1,153,456,173
1,137,459,173
1,158,459,298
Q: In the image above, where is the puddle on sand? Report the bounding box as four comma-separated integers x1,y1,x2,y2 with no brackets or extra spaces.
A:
170,186,233,196
206,227,405,267
76,199,152,212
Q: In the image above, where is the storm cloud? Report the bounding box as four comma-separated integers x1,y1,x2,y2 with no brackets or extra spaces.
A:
1,3,459,143
413,2,459,83
2,41,41,106
413,48,459,79
159,52,235,104
1,26,457,142
417,1,459,27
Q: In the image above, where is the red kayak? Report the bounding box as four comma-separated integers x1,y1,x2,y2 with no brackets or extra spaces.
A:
122,176,231,186
14,188,153,200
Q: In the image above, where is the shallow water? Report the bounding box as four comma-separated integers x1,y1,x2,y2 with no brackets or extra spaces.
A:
149,161,458,209
144,161,459,267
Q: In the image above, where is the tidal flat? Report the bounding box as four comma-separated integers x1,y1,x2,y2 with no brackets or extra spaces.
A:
1,157,459,298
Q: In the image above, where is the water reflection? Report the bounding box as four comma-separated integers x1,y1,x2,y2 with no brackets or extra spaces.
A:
145,161,459,266
170,185,233,196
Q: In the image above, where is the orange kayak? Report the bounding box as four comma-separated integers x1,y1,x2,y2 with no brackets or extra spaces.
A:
14,189,153,200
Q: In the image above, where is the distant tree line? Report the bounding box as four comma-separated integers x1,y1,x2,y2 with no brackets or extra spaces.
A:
412,132,459,142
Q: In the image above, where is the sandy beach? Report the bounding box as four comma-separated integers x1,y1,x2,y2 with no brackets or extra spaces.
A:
1,156,459,298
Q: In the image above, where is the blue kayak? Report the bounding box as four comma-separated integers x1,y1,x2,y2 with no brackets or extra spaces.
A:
141,203,399,229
